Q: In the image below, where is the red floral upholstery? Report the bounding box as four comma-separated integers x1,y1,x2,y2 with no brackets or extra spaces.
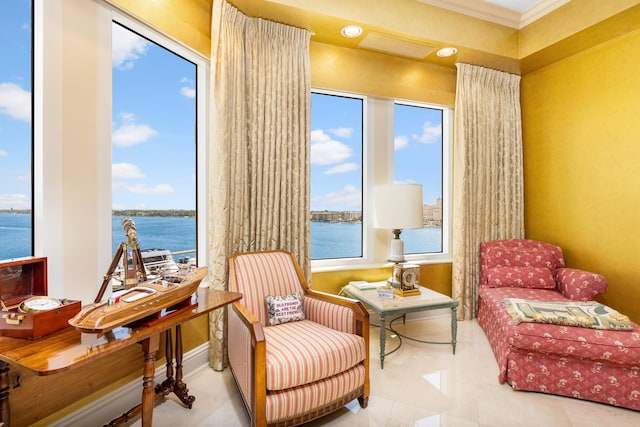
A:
478,239,640,411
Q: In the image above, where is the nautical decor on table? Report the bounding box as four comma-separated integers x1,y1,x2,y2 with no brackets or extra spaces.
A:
0,256,81,339
68,217,206,334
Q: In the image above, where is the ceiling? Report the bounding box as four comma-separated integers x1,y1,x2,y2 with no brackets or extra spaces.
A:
228,0,640,74
417,0,570,28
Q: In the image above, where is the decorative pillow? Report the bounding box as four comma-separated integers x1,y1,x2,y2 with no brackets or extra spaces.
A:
484,247,556,270
265,293,305,326
485,266,556,289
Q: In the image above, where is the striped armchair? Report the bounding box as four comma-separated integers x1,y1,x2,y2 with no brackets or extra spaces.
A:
228,250,370,426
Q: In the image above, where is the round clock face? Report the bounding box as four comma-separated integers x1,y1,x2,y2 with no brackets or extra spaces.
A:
402,270,417,287
20,296,62,313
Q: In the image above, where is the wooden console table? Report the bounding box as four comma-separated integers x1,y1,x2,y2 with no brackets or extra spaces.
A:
0,287,242,427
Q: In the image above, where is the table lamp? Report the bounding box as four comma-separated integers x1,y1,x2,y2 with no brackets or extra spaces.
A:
373,183,424,262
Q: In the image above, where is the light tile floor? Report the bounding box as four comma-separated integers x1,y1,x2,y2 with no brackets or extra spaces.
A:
131,318,640,426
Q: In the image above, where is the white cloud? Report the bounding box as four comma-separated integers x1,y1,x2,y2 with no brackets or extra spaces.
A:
311,185,361,208
0,150,7,157
180,86,196,98
0,193,29,210
113,182,174,195
112,24,150,70
324,162,358,175
329,127,353,138
310,129,353,165
0,82,31,122
112,112,157,147
112,163,145,179
412,121,441,144
395,135,409,150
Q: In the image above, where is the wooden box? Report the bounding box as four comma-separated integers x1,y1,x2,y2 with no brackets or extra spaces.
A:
0,257,81,339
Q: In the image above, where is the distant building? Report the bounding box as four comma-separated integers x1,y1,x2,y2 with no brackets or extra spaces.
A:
311,200,443,227
310,210,362,222
422,197,442,226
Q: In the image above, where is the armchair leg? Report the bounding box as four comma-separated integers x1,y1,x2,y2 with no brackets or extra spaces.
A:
358,396,369,408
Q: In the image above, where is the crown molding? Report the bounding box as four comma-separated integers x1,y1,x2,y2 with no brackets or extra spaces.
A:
416,0,569,29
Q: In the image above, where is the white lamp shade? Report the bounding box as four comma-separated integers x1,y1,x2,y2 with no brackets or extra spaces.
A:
373,184,424,229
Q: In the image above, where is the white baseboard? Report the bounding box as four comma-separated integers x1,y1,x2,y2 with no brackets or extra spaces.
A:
49,342,210,427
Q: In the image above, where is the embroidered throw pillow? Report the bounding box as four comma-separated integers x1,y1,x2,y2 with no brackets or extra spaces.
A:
265,293,305,326
485,266,556,289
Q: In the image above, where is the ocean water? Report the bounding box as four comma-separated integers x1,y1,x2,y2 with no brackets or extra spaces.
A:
310,221,442,259
0,214,442,262
0,213,32,259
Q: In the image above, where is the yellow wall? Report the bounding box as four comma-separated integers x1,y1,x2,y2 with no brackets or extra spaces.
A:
521,28,640,323
111,0,211,57
311,263,453,297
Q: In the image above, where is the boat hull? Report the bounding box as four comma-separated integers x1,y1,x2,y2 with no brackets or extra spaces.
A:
69,267,207,333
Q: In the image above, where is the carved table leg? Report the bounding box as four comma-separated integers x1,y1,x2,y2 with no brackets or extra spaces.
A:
141,334,160,427
0,361,10,427
156,329,175,395
172,325,195,408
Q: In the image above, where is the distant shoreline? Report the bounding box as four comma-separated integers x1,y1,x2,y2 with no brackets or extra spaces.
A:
0,209,196,217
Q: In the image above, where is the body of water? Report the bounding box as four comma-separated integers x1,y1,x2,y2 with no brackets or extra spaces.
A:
311,221,442,259
0,214,442,262
0,213,32,260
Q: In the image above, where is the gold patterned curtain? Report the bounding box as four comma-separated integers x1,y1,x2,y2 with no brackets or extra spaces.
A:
207,0,311,370
451,62,524,320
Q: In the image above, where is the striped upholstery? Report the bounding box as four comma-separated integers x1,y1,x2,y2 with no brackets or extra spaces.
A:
304,296,355,334
232,251,304,326
266,364,365,423
228,250,370,426
264,320,366,390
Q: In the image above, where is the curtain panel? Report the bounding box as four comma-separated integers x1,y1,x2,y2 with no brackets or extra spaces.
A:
208,0,311,370
451,63,524,320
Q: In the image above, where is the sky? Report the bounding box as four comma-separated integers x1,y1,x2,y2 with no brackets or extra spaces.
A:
0,0,32,210
0,3,197,211
310,93,443,212
111,23,196,210
1,2,442,214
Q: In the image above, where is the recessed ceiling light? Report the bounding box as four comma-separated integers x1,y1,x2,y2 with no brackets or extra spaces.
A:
341,25,363,38
436,47,458,57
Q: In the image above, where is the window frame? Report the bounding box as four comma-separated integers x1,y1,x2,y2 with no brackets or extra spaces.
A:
109,12,209,267
310,89,369,269
311,90,452,271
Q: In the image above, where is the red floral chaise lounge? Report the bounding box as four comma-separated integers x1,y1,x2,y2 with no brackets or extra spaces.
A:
477,239,640,411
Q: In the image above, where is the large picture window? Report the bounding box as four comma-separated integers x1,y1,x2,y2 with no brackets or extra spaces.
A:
111,21,198,266
310,92,364,260
0,0,33,260
311,90,451,267
394,102,443,255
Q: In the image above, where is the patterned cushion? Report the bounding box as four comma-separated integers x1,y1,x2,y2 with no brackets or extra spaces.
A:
264,319,366,390
484,247,556,270
485,266,556,289
556,268,608,301
232,251,305,326
265,365,365,423
265,293,305,326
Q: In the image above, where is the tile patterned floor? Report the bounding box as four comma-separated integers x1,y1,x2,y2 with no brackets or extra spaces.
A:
131,318,640,426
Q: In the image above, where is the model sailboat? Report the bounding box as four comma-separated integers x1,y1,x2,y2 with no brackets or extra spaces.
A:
68,217,206,333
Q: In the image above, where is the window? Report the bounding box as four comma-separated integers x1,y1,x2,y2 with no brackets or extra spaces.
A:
311,90,451,267
310,92,364,260
111,21,198,265
394,102,443,255
0,0,33,260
